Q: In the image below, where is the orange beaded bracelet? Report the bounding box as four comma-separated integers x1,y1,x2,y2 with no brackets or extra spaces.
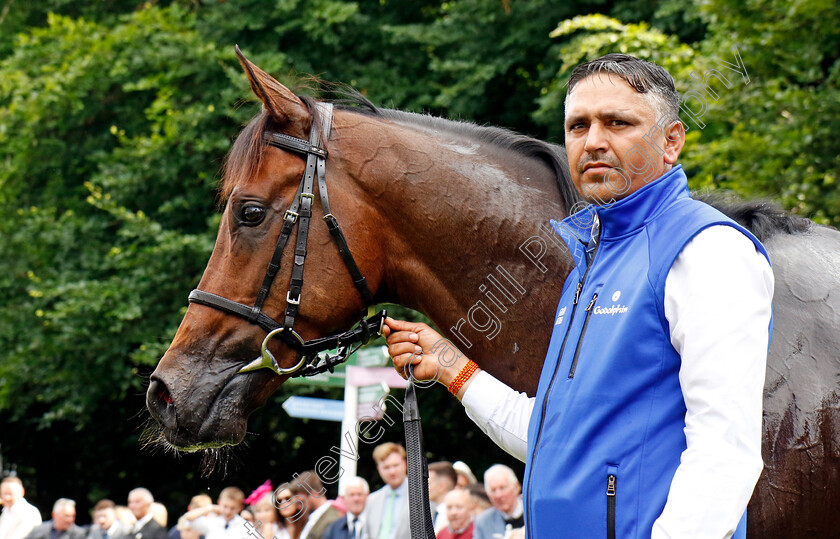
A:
448,360,478,396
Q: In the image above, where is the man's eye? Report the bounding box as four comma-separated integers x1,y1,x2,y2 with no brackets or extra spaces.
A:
240,204,266,225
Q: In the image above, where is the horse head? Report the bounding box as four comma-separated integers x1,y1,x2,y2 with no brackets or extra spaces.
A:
146,49,384,450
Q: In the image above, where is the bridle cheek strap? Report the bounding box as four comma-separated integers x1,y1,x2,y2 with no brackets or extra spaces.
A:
188,102,385,377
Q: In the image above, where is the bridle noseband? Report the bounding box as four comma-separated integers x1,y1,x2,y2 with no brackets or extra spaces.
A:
188,102,385,377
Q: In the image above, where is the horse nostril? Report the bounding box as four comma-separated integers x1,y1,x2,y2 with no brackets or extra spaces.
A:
157,387,173,405
147,378,175,418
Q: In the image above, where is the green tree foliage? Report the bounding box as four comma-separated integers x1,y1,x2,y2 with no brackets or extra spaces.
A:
0,6,236,426
680,0,840,225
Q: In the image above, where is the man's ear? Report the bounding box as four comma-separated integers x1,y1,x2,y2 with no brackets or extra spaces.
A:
663,120,686,165
235,45,310,132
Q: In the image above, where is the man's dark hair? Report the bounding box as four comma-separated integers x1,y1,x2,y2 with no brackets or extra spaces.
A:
93,499,115,512
566,53,680,123
466,483,491,505
289,471,324,496
428,461,457,489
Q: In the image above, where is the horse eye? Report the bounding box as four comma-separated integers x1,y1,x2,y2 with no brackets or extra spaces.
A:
240,204,266,225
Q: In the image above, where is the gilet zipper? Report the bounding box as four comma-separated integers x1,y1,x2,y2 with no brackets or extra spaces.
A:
525,227,601,536
568,292,598,378
607,473,617,539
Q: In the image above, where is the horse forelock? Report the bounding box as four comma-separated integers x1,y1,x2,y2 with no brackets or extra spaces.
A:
220,111,272,202
220,96,324,203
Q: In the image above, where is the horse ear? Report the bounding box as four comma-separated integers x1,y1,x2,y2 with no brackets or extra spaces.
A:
235,45,309,128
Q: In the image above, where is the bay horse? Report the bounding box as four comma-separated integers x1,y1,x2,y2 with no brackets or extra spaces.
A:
146,50,840,538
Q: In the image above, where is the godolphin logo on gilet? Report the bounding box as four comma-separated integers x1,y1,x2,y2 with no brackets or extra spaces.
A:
595,289,630,316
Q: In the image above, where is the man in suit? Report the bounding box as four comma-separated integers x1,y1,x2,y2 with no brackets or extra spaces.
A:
24,498,85,539
323,477,369,539
473,466,522,539
284,472,343,539
127,489,167,539
87,499,130,539
363,443,412,539
436,489,475,539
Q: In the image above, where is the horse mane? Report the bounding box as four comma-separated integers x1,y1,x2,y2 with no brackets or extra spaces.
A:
335,91,581,214
220,88,581,212
695,192,812,241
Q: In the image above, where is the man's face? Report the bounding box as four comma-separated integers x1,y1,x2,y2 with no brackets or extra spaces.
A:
564,73,683,206
485,473,520,515
0,482,23,508
376,452,407,490
53,505,76,531
217,497,242,522
95,508,115,531
427,471,449,502
342,484,368,517
127,493,150,520
444,489,472,532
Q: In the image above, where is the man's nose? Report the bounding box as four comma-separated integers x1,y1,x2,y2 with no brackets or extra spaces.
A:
583,122,609,153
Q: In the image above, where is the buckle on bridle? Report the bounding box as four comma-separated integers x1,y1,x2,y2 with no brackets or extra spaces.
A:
238,327,306,375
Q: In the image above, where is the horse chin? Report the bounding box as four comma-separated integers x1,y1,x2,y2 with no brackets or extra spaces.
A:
146,361,280,451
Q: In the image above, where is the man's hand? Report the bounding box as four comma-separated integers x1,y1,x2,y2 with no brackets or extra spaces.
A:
382,317,474,391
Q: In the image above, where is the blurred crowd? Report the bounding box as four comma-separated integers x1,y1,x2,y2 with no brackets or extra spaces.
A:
0,442,525,539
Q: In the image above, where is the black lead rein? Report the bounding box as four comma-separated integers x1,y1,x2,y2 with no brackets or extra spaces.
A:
187,102,434,538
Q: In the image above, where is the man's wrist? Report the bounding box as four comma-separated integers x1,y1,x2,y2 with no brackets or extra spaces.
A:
438,357,481,401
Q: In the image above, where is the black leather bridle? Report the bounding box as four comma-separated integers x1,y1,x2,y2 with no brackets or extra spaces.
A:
188,102,386,377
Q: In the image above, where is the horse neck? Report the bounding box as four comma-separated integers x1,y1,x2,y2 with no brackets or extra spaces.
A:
333,111,573,393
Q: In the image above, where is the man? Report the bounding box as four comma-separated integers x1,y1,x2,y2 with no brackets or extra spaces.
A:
180,487,246,539
383,53,772,538
87,499,130,539
170,494,211,539
362,443,410,539
0,477,42,539
24,499,84,539
286,472,344,539
472,466,522,539
323,477,369,539
427,462,456,533
464,486,490,519
436,489,474,539
127,489,167,539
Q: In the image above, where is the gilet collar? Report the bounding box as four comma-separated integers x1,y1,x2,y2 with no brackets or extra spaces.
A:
596,165,689,240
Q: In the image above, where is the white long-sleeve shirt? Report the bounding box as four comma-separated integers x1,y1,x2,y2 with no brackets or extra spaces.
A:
461,225,773,538
0,498,42,539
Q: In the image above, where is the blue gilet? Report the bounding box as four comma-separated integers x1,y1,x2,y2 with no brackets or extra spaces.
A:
522,165,770,538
